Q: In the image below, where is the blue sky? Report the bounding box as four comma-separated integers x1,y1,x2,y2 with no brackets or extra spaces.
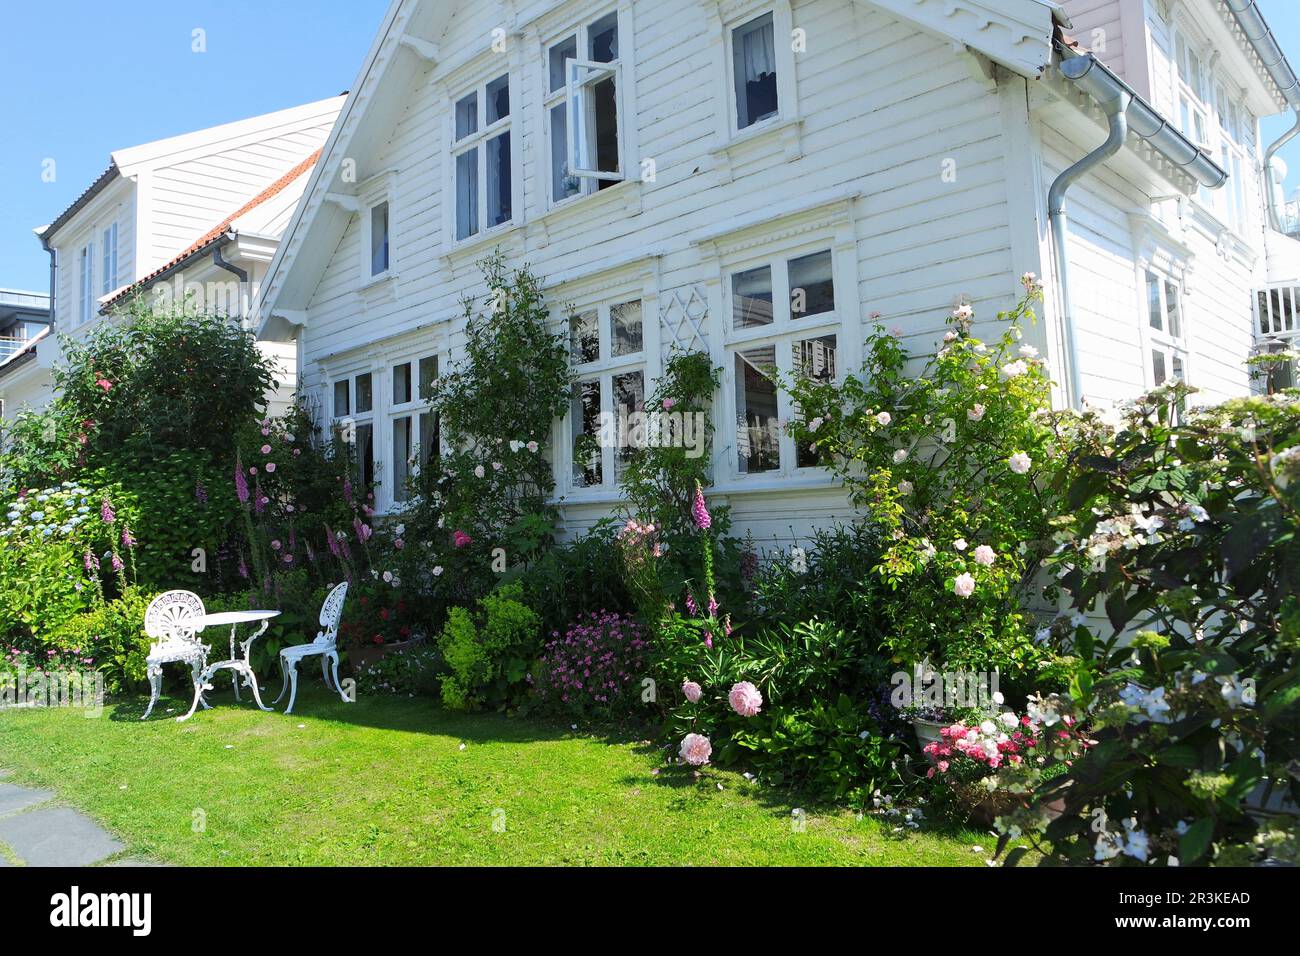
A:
0,0,1297,294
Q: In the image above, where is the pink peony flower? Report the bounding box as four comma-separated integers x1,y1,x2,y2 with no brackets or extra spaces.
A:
682,681,702,703
679,733,712,766
973,545,996,566
662,397,677,410
728,681,763,717
953,572,976,599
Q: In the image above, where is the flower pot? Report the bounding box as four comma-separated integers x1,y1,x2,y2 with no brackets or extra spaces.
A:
349,635,426,671
912,717,947,748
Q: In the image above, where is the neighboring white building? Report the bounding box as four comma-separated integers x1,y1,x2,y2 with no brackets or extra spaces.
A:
0,95,346,420
252,0,1300,548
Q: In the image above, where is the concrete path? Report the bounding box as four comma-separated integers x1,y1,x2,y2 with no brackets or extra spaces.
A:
0,769,153,866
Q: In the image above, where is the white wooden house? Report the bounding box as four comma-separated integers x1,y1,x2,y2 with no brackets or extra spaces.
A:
252,0,1300,547
0,95,345,420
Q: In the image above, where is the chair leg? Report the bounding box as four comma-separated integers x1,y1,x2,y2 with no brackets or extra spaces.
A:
191,660,212,710
231,666,242,702
321,654,331,688
332,653,349,703
177,671,205,722
273,655,289,706
284,664,300,715
142,667,161,720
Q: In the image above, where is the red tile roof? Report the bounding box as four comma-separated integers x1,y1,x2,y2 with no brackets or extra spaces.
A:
103,149,322,310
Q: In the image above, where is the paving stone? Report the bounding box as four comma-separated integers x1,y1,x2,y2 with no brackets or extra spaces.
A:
0,783,53,815
0,806,123,866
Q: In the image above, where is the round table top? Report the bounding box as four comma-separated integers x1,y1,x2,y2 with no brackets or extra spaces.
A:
197,610,281,627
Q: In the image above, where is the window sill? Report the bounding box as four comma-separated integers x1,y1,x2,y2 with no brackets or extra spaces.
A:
441,221,523,270
530,179,643,246
356,271,399,296
711,115,803,178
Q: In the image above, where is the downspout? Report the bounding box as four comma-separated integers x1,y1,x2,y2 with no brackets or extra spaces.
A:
39,230,56,332
212,236,249,324
1047,79,1132,409
1263,114,1300,232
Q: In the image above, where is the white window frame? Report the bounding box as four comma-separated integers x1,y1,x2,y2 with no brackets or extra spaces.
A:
100,221,118,296
563,293,648,494
542,7,632,208
1141,267,1189,390
356,173,396,285
386,353,440,507
78,240,95,326
723,242,843,482
714,0,799,145
329,368,377,497
449,70,517,244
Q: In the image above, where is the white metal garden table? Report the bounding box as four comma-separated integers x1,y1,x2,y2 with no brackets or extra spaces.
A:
177,610,280,722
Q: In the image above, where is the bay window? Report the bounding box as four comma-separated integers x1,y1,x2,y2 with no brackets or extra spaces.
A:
453,72,513,241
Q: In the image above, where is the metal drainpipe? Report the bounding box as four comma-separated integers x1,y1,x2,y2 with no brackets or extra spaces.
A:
1047,91,1132,409
1264,113,1300,232
212,238,249,324
40,232,56,332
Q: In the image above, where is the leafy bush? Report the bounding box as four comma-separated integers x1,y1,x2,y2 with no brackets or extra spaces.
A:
533,611,649,718
994,387,1300,866
436,582,541,711
43,588,152,692
511,520,633,636
354,647,442,699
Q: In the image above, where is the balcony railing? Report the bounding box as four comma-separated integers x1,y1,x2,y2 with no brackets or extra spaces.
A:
1256,283,1300,341
0,335,33,364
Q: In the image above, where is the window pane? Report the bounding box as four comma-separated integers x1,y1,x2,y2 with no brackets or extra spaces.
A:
613,369,644,480
589,12,618,62
355,373,373,414
487,132,512,227
550,104,578,201
571,379,603,487
392,416,412,503
733,12,778,129
789,250,835,318
333,380,350,418
455,92,477,139
392,362,412,405
733,265,774,329
549,35,577,93
794,335,837,468
1152,349,1167,386
570,309,599,364
735,345,780,474
486,73,510,123
1164,281,1181,338
370,201,389,276
593,75,619,183
1172,354,1185,381
418,355,439,400
456,147,479,240
356,422,375,491
418,410,440,467
1146,272,1162,330
610,300,643,356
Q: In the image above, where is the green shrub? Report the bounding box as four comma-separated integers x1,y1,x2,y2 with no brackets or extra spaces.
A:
436,582,541,711
44,588,152,692
511,520,634,635
354,647,442,698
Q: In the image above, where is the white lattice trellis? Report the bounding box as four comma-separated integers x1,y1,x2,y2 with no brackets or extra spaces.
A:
659,284,710,354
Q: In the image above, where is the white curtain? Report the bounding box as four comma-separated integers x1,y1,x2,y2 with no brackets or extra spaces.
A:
741,21,775,82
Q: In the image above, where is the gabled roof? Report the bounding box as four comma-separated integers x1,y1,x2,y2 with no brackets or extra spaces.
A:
102,150,322,310
40,164,120,244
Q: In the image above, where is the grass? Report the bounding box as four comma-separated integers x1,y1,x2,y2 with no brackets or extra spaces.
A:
0,688,994,866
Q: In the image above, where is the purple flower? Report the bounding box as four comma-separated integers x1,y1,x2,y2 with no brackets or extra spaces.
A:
234,456,250,504
110,553,124,573
707,592,718,618
121,525,135,550
100,498,115,524
691,481,711,531
685,591,698,616
195,480,208,504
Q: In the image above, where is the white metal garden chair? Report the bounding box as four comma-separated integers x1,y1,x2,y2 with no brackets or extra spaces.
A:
142,590,209,720
273,581,350,715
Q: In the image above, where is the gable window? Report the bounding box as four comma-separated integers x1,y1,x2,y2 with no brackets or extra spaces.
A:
726,247,840,476
453,73,513,241
566,294,645,489
1144,271,1187,388
331,371,375,493
369,201,389,277
100,222,118,296
546,11,624,204
78,241,95,325
389,354,439,504
732,13,778,130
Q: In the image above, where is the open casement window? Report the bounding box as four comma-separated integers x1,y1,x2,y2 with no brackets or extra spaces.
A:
1144,270,1188,390
331,371,376,494
452,73,513,241
388,354,439,505
547,11,623,203
565,295,645,490
726,248,840,477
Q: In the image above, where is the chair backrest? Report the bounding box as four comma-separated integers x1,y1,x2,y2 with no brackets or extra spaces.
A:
144,590,206,644
315,581,349,648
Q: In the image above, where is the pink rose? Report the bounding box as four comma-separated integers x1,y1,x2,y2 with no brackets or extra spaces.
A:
679,733,712,766
261,444,272,455
682,680,702,703
728,681,763,717
973,545,995,566
953,572,976,599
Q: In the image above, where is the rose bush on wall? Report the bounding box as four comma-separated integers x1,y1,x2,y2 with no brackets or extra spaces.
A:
993,386,1300,866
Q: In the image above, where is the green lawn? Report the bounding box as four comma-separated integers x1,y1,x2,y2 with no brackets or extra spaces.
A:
0,689,991,866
